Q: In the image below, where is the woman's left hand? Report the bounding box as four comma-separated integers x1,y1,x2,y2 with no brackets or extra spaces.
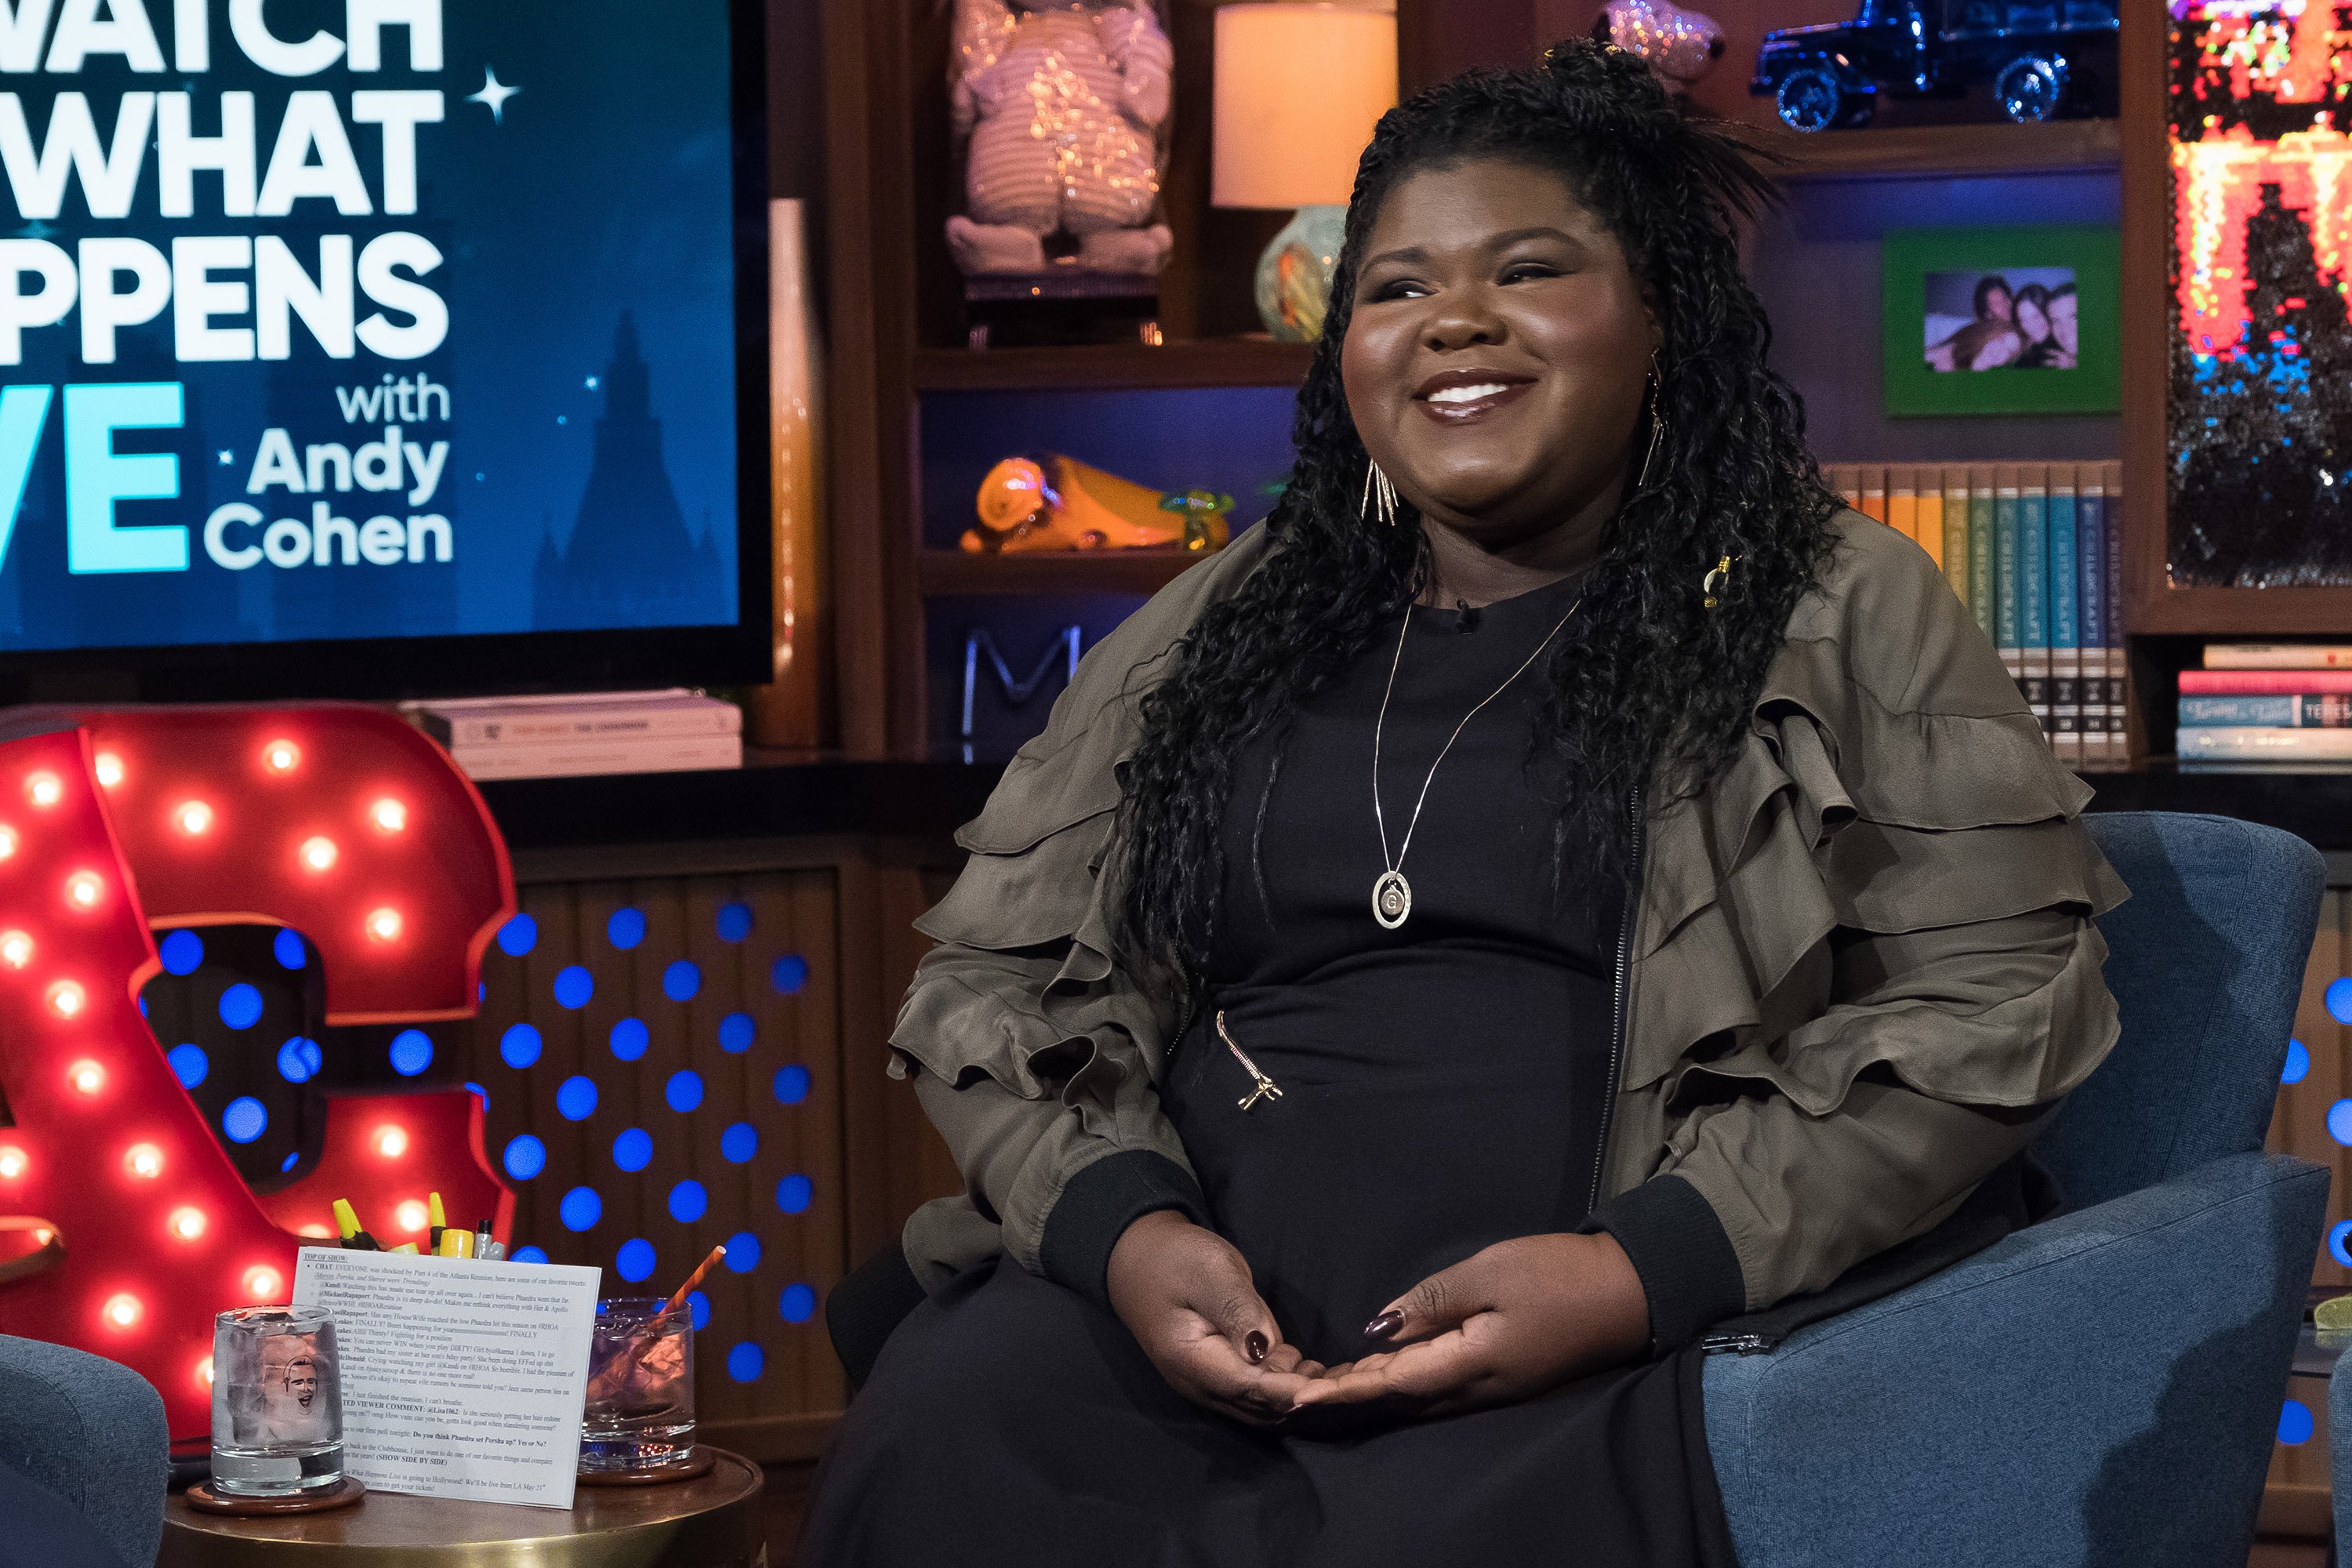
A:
1286,1232,1650,1421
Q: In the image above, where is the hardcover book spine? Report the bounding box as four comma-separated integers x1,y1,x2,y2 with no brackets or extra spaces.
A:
1829,463,1862,512
2176,727,2352,760
2076,467,2108,768
1942,465,1969,609
1912,466,1944,571
2176,695,2352,726
2020,464,2050,742
2203,644,2352,669
1994,463,2023,695
2102,459,2125,768
2049,464,2080,768
1886,465,1915,545
1969,465,1996,641
2178,669,2352,693
1860,466,1887,526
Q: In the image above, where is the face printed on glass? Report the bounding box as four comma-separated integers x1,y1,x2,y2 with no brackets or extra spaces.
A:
253,1333,332,1444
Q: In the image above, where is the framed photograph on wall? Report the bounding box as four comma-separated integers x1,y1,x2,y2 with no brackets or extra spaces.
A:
1882,224,2121,416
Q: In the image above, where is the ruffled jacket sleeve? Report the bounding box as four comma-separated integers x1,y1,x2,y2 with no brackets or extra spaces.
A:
887,533,1272,1299
1592,514,2128,1339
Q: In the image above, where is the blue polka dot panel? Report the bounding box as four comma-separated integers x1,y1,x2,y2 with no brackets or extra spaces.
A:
450,873,841,1428
273,927,307,969
168,1043,208,1088
2284,1038,2310,1085
2280,1399,2316,1446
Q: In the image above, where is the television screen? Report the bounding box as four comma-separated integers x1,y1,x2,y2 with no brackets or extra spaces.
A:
0,0,767,695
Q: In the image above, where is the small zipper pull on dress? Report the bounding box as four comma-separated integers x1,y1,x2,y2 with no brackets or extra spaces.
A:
1214,1011,1283,1111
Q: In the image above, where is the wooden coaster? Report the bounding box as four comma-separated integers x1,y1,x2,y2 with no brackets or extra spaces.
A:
576,1445,716,1486
184,1475,365,1515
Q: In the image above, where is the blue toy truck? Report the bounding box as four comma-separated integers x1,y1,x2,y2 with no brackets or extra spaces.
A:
1751,0,2119,131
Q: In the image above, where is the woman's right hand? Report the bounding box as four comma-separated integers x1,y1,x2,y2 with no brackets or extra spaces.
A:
1105,1210,1317,1426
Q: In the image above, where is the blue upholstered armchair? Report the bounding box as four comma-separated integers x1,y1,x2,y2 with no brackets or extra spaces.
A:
1706,811,2329,1566
0,1334,169,1566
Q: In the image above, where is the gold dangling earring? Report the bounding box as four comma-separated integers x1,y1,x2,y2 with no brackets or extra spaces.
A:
1702,554,1739,609
1361,459,1399,527
1637,350,1667,492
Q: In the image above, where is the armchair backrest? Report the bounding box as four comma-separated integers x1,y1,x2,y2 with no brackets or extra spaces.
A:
2040,811,2325,1210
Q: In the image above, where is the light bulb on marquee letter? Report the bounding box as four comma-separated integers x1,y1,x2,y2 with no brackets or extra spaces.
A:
176,800,213,837
263,740,300,774
2,930,35,968
25,772,60,808
368,906,403,942
93,753,123,789
299,836,339,872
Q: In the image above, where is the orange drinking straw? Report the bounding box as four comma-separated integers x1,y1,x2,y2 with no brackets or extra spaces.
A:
657,1244,726,1321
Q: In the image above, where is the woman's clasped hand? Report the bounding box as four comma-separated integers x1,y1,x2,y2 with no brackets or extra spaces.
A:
1105,1209,1653,1427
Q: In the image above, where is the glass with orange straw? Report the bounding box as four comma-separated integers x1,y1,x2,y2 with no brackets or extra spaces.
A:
579,1244,724,1476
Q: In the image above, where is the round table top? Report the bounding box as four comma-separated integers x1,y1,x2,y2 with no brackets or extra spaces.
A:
159,1447,764,1567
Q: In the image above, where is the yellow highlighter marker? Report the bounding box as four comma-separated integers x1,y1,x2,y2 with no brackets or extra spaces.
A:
390,1243,419,1254
426,1191,448,1250
332,1199,362,1240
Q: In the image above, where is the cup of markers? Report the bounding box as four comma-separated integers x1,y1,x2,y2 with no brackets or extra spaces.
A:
331,1193,505,1260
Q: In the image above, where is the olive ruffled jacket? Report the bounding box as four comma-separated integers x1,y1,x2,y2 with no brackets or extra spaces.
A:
886,513,2127,1351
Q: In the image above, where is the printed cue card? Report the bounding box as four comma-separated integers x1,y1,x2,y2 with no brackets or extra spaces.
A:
292,1246,601,1508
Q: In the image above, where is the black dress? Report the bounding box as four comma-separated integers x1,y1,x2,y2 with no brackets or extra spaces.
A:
800,574,1739,1568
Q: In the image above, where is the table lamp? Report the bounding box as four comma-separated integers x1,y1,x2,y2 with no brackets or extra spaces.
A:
1212,2,1398,342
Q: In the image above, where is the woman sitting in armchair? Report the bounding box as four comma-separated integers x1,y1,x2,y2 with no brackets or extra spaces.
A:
803,39,2123,1568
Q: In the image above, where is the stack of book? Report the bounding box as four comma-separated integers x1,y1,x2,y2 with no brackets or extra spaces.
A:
1825,460,2127,771
401,690,744,781
2178,647,2352,765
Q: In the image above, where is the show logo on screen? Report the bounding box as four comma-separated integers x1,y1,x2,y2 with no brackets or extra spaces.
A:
0,1,740,653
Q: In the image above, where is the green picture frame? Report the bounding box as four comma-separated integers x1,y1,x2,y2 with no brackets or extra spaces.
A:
1881,223,2121,417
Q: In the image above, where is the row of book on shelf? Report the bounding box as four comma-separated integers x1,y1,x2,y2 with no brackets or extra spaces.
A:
2178,645,2352,763
1825,461,2126,771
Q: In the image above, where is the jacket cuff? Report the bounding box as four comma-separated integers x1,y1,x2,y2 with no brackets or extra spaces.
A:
1037,1149,1210,1311
1581,1174,1747,1352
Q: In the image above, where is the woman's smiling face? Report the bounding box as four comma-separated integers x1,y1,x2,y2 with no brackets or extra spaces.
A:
1340,157,1657,552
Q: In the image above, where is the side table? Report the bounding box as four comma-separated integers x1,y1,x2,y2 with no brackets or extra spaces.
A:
159,1447,766,1567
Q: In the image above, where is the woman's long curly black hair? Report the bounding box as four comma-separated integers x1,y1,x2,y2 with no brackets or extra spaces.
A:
1118,39,1838,971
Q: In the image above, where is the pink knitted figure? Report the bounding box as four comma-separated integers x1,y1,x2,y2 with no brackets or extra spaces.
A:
947,0,1174,277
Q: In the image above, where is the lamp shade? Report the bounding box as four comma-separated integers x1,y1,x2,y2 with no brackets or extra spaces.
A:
1212,3,1398,210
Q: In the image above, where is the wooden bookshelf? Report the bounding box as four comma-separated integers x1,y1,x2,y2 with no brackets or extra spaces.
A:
911,339,1313,393
916,549,1210,598
1762,118,2122,181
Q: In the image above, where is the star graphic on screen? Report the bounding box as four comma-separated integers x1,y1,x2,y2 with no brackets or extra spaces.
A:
466,67,521,124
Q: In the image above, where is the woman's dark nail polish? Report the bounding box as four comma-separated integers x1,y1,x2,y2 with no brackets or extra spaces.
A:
1245,1330,1269,1363
1364,1310,1405,1341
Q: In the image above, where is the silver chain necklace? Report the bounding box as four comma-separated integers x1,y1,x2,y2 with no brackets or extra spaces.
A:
1370,593,1583,930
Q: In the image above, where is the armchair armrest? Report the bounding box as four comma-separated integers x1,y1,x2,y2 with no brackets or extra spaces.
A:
0,1334,169,1568
1703,1152,2328,1568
